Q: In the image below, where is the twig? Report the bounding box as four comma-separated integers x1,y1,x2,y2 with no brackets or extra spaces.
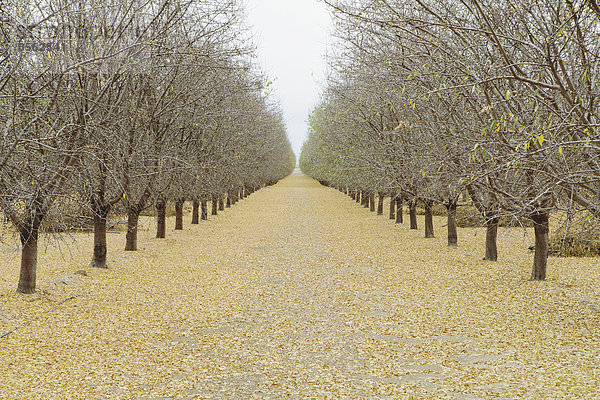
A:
0,293,86,339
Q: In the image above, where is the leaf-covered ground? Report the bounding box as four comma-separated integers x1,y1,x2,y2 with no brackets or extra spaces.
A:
0,172,599,399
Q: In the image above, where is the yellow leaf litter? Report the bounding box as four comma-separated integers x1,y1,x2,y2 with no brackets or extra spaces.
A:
0,172,599,399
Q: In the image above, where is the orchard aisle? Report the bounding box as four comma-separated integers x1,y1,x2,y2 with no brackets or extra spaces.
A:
1,173,599,399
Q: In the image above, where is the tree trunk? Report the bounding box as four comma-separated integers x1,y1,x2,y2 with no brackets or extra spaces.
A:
17,227,39,294
409,200,417,229
369,193,375,212
356,190,361,203
175,198,184,230
377,194,384,215
191,200,199,224
156,197,166,239
389,196,396,220
211,195,218,215
396,197,403,223
226,195,231,208
125,210,140,251
485,217,499,261
361,191,368,207
530,212,549,281
446,200,458,247
218,195,224,211
201,199,208,220
90,207,109,268
424,200,435,238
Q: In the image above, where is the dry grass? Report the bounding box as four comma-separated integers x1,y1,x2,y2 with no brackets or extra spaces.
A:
412,204,534,228
0,174,598,399
549,211,600,257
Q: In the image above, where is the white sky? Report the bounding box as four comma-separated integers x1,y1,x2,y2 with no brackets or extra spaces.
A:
244,0,331,158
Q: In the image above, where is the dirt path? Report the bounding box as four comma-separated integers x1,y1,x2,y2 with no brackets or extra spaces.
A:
1,174,599,399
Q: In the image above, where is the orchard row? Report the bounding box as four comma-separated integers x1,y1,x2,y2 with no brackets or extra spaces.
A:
0,0,295,293
301,0,600,280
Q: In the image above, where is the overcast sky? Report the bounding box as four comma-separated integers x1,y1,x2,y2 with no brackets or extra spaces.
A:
244,0,331,158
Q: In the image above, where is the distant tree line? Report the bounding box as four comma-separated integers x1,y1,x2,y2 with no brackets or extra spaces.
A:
0,0,294,293
301,0,600,280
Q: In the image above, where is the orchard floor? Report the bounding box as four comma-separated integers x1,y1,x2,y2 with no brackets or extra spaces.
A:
1,172,600,399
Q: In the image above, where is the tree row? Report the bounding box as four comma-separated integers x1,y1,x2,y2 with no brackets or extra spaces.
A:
301,0,600,280
0,0,294,293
